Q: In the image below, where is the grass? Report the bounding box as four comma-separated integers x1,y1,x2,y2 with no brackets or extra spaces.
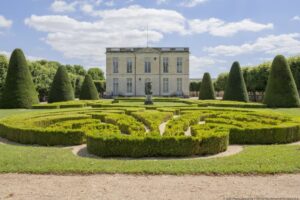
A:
0,143,299,174
0,107,300,175
114,101,190,107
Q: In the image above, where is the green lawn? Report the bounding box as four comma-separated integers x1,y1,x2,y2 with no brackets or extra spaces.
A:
113,101,190,107
0,108,300,175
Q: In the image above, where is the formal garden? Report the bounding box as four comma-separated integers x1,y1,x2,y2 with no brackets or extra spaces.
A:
0,49,300,174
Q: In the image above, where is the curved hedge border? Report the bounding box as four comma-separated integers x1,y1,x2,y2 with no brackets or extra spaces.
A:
0,108,299,157
86,134,228,157
31,99,265,110
229,125,300,144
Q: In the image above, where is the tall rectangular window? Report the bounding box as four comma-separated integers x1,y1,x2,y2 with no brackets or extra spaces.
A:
113,57,118,73
163,78,169,93
144,58,151,73
177,57,183,73
177,78,182,92
113,78,118,95
163,57,169,73
127,58,132,73
127,78,132,93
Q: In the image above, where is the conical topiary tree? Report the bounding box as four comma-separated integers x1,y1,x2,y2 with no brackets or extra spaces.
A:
1,48,39,108
223,61,249,102
48,66,74,103
263,55,300,107
199,72,215,100
79,74,99,100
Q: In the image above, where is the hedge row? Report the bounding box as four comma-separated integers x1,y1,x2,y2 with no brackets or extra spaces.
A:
130,111,173,132
86,134,227,157
229,125,300,144
0,123,85,146
164,113,200,136
1,108,300,157
32,100,112,109
190,100,265,108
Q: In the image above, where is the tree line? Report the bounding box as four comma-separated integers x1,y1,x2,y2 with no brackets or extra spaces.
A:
190,55,300,100
214,56,300,92
0,53,105,101
197,55,300,107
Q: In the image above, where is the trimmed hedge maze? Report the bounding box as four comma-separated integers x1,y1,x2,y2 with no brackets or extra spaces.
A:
0,107,300,157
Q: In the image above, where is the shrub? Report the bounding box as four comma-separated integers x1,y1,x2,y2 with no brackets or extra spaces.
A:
1,108,299,157
164,113,200,136
0,123,85,146
263,55,300,107
1,49,39,108
229,125,300,144
80,74,99,100
130,111,173,131
191,100,265,108
32,104,59,109
199,72,215,100
223,61,249,102
48,66,74,103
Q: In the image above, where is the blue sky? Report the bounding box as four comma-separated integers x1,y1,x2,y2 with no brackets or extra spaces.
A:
0,0,300,78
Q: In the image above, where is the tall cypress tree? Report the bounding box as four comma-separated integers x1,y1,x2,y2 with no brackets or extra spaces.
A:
48,66,74,103
264,55,300,107
199,72,215,100
79,74,99,100
1,48,39,108
223,61,249,102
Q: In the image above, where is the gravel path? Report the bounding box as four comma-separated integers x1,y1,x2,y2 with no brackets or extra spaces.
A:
1,174,300,200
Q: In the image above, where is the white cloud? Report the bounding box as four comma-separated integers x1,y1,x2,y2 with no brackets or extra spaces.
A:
190,55,215,73
24,12,167,65
180,0,207,7
292,16,300,21
104,0,115,7
205,33,300,56
0,15,13,28
0,50,44,61
188,18,273,37
157,0,208,7
189,55,226,78
0,50,9,57
50,0,77,13
156,0,169,4
80,3,94,14
25,5,275,67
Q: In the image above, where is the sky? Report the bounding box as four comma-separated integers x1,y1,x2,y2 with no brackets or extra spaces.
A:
0,0,300,78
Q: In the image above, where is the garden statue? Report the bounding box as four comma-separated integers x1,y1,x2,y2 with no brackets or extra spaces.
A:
144,82,153,105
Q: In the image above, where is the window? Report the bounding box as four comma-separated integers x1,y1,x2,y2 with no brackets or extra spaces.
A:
144,58,151,73
163,78,169,93
127,78,132,93
177,57,183,73
177,78,182,92
127,58,132,73
113,78,118,95
163,57,169,73
113,57,118,73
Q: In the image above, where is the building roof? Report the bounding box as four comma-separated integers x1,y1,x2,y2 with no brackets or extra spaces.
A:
106,47,189,53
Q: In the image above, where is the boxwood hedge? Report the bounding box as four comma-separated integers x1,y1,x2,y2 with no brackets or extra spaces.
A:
0,108,299,157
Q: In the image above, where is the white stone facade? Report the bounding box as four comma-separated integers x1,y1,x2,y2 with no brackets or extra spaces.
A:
105,47,189,97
